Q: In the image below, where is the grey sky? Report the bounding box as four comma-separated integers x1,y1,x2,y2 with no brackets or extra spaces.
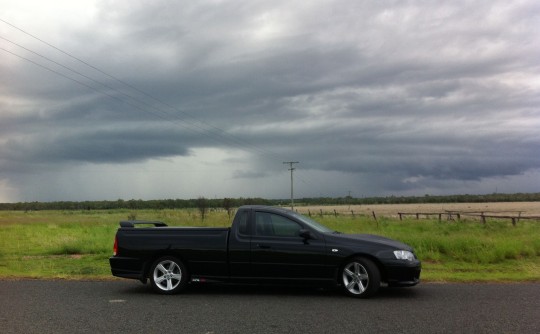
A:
1,0,539,202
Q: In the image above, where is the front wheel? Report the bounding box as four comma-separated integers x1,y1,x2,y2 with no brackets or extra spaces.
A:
340,257,380,298
149,256,188,294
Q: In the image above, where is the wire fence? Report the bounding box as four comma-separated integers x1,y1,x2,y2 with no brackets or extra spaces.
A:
300,208,540,226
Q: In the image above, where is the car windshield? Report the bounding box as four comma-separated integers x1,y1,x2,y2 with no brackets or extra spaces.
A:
290,211,334,233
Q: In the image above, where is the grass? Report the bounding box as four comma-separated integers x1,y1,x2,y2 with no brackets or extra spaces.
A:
0,209,539,282
320,215,540,282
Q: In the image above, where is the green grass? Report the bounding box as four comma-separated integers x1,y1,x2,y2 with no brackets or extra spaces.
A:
320,215,540,282
0,209,539,282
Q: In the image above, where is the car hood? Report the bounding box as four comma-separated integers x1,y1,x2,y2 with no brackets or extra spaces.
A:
329,233,413,250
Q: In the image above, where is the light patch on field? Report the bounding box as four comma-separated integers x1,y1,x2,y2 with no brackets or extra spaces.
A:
295,202,540,218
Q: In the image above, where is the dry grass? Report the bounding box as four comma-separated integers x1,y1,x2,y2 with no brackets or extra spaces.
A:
293,202,540,218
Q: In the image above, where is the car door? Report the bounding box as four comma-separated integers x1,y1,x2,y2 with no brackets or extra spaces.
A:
250,210,328,280
228,209,252,278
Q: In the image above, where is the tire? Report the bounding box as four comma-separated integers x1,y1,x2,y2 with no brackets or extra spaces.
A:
340,257,380,298
149,256,188,294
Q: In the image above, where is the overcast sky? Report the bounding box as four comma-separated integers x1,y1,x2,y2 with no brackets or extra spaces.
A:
1,0,539,202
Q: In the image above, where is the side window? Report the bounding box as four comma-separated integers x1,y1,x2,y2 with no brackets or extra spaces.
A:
272,215,302,237
255,212,273,236
255,212,302,237
236,211,249,235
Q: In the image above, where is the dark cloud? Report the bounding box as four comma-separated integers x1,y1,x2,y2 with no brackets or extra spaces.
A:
0,0,539,201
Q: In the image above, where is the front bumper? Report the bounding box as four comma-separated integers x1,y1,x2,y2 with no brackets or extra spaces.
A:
383,259,422,286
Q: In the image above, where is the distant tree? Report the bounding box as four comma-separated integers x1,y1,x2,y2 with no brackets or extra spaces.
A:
222,198,235,220
196,197,208,221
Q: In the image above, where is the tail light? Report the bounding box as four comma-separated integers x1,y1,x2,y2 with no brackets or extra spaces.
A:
113,236,118,256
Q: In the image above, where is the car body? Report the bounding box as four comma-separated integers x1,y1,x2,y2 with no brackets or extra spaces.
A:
110,205,421,297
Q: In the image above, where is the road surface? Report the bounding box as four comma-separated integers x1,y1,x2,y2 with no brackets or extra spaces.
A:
0,280,538,333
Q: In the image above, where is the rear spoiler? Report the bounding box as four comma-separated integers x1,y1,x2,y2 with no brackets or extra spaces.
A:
119,220,168,228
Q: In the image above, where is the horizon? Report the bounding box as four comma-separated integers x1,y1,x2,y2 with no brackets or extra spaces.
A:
2,191,539,206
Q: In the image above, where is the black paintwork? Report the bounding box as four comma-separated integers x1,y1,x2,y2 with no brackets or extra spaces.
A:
109,205,421,287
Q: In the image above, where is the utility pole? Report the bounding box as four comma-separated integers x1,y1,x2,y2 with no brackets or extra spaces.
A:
283,161,299,210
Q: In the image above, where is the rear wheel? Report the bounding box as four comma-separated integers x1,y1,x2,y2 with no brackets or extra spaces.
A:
341,257,380,298
149,256,188,294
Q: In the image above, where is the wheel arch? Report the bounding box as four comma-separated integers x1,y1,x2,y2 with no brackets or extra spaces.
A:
339,253,387,284
143,252,191,280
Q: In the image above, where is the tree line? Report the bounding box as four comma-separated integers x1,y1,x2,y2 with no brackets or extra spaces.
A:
0,197,273,211
1,192,539,211
297,192,540,206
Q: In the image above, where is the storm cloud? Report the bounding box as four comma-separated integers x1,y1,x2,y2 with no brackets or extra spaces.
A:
1,0,539,202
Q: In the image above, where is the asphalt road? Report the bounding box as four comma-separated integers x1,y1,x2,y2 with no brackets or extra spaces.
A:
0,280,539,334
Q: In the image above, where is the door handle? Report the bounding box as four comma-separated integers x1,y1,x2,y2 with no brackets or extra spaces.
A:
257,244,271,249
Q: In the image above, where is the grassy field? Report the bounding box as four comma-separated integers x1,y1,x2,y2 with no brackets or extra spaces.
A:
0,207,539,282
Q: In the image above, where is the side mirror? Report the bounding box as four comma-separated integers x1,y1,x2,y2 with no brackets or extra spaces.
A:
299,229,312,240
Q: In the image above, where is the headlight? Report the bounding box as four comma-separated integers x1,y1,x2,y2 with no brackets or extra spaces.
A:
394,250,415,261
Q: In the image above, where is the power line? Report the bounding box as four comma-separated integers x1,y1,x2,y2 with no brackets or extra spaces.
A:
0,40,268,157
0,46,183,127
1,18,323,197
0,17,282,161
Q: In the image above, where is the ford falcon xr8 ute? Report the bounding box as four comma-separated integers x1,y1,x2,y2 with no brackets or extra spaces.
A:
109,205,421,298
